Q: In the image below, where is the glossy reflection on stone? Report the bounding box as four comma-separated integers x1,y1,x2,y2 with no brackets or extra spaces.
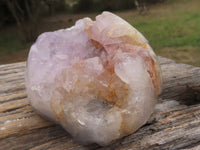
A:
26,11,162,146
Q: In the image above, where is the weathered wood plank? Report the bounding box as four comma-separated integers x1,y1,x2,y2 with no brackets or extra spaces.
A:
0,57,200,150
112,104,200,150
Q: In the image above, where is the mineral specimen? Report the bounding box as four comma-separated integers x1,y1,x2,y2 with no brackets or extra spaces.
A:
26,11,162,146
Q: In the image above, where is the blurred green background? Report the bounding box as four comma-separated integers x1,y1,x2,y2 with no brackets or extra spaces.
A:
0,0,200,66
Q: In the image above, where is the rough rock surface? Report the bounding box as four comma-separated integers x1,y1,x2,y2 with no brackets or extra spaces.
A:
26,11,162,146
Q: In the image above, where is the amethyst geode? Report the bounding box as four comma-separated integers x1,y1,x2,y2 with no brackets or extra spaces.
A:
26,12,162,146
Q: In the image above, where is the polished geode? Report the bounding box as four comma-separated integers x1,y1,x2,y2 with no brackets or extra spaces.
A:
26,11,162,146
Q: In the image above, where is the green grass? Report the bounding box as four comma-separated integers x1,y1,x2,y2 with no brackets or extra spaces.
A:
0,0,200,66
122,0,200,66
131,10,200,50
0,31,29,54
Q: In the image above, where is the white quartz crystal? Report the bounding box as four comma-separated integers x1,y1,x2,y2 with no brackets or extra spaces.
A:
26,11,162,146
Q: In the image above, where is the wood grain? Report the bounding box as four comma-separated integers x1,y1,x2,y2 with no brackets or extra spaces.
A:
0,57,200,150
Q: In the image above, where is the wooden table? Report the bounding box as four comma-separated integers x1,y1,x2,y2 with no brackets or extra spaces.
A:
0,57,200,150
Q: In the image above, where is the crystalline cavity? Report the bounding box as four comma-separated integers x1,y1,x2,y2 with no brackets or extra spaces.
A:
26,11,162,146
